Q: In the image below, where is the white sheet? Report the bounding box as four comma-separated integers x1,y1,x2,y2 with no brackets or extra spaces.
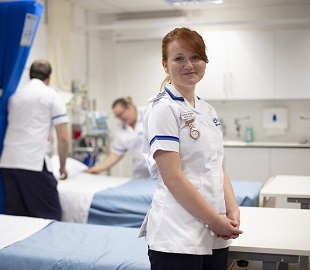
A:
51,155,89,179
58,173,131,223
51,155,131,223
0,215,52,250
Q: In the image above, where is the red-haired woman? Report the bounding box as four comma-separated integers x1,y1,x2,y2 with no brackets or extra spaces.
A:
140,27,242,270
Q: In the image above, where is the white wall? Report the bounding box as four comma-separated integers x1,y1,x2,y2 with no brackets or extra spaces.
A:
83,27,310,143
114,39,166,104
47,0,72,92
78,5,310,103
210,100,310,142
41,2,310,176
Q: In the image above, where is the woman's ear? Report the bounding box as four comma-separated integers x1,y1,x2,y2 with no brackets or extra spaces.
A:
162,60,169,74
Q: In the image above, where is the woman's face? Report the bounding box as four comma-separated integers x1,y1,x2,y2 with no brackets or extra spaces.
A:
113,104,136,126
163,40,206,90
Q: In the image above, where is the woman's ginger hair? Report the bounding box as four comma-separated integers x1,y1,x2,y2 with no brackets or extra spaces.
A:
160,27,209,91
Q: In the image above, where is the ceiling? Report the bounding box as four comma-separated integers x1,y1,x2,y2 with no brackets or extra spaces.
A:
69,0,310,16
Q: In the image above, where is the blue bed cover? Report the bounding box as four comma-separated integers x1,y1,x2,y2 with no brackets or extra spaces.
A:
87,178,263,228
88,178,156,227
0,221,149,270
232,180,263,207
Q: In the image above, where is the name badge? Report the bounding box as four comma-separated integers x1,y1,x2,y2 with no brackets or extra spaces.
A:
180,111,195,121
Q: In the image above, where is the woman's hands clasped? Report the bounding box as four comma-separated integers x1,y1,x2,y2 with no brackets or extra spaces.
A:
208,214,243,240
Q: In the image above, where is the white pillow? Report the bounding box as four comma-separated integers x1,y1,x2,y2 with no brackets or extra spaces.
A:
51,155,88,179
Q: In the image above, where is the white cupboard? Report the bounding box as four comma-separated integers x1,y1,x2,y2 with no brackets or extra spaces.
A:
270,148,310,176
224,147,310,183
223,147,270,182
227,31,274,100
196,31,227,100
275,29,310,99
198,29,310,100
197,31,274,100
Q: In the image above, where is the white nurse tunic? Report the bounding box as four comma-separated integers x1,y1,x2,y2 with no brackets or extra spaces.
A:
140,84,231,255
0,79,68,173
111,106,150,179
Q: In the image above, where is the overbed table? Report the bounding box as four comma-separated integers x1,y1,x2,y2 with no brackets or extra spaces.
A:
259,175,310,269
259,175,310,210
229,207,310,270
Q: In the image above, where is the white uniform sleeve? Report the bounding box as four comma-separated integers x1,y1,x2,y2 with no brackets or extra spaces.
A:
145,99,180,160
51,92,69,126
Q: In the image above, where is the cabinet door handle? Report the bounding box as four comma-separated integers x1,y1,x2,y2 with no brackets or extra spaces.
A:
229,73,234,97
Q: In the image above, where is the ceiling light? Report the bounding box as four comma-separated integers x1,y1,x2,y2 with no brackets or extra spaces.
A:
167,0,224,6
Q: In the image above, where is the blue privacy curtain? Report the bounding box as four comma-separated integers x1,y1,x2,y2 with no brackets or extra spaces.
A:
0,0,43,213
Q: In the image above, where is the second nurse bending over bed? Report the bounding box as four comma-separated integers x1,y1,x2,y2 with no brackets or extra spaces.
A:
140,27,243,270
86,97,150,179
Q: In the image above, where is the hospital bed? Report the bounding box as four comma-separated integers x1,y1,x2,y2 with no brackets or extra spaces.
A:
53,156,263,227
1,206,309,270
0,215,149,270
53,156,155,226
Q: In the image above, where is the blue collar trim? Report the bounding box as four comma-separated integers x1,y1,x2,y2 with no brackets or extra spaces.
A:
164,87,201,101
164,88,185,102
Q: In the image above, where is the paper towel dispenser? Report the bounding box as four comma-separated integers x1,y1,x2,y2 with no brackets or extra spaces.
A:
262,107,288,136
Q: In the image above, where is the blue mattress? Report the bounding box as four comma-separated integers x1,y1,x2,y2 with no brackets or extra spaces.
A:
232,180,263,207
0,221,149,270
88,178,156,227
86,178,263,228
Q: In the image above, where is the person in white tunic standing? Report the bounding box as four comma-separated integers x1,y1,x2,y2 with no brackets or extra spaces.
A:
140,27,243,270
0,59,69,220
86,97,150,179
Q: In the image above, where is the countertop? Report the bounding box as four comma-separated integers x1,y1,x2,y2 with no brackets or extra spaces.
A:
223,140,310,148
